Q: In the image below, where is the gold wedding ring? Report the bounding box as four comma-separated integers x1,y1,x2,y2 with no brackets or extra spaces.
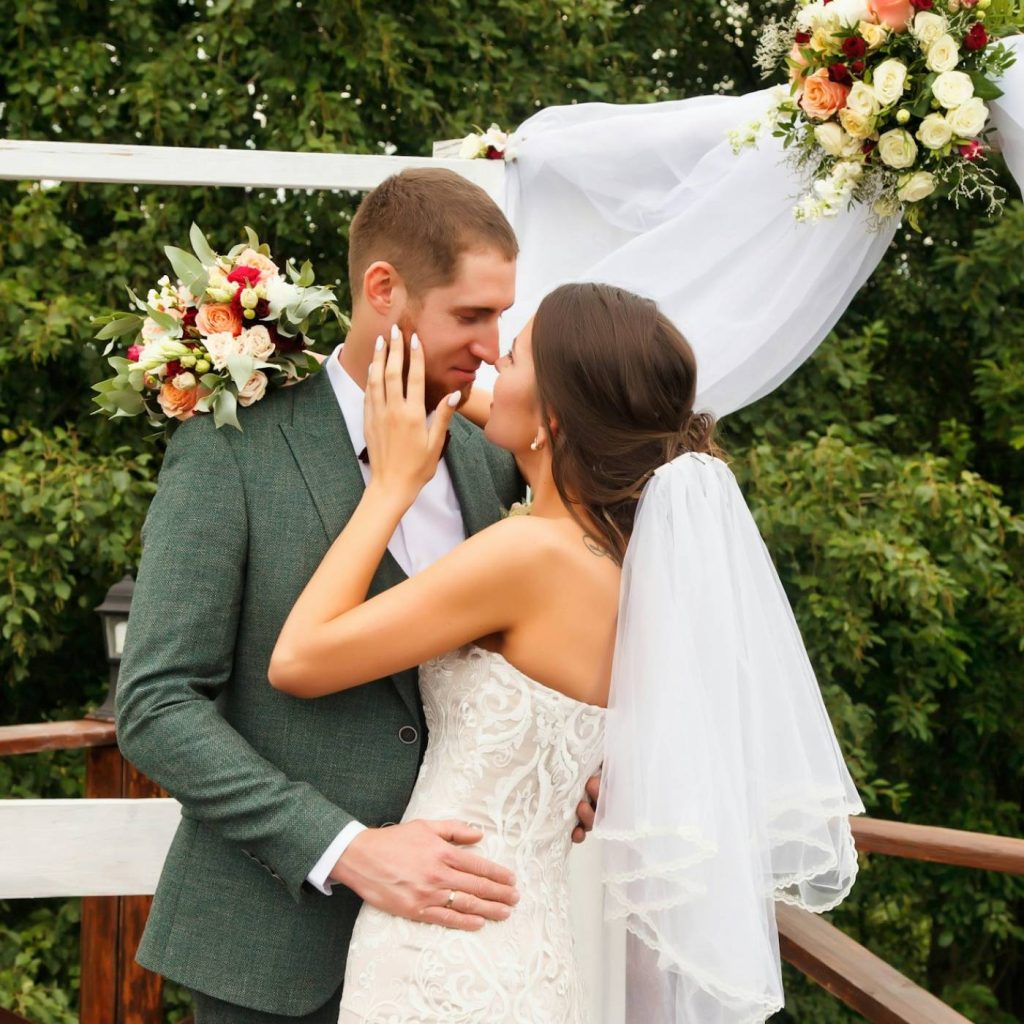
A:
444,890,458,910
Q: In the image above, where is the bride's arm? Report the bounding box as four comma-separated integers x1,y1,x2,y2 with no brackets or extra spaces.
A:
456,387,492,429
269,331,541,698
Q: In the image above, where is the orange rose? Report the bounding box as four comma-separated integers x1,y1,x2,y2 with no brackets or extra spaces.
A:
157,381,202,420
799,69,851,121
867,0,913,32
196,302,242,337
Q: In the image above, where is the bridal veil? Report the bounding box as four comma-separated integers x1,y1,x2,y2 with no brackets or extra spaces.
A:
592,453,863,1023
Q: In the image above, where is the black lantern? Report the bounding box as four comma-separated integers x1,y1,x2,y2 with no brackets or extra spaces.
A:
88,573,135,721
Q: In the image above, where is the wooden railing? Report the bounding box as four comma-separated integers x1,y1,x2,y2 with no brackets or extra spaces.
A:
1,721,174,1024
4,718,1024,1024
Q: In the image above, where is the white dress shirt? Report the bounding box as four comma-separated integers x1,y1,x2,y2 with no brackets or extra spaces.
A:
305,346,468,894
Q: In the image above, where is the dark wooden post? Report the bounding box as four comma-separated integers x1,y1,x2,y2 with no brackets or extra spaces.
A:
80,744,164,1024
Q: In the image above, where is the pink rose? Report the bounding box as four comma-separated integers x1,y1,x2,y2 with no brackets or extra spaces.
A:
789,43,812,88
196,302,243,338
867,0,913,31
799,69,851,121
127,345,142,362
234,248,279,283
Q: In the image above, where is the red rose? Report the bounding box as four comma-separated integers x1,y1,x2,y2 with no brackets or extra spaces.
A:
828,63,852,85
227,265,261,288
851,60,866,75
964,23,988,50
181,307,198,329
960,140,983,161
485,146,503,160
795,31,811,44
842,36,867,58
862,139,878,154
164,360,183,378
127,344,142,362
910,0,932,8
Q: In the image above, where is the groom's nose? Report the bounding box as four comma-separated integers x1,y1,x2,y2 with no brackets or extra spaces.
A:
470,324,501,366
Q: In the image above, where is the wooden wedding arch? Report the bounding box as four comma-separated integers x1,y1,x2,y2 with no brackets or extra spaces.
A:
1,137,1023,1024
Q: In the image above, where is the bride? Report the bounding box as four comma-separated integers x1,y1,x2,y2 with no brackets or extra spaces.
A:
269,282,863,1023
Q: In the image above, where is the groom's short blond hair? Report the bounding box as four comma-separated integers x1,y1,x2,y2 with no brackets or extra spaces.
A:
348,168,518,303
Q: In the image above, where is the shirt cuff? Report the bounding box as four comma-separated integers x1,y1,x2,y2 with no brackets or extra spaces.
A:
305,821,367,895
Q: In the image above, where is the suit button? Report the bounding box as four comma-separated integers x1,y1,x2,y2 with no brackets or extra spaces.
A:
398,725,418,744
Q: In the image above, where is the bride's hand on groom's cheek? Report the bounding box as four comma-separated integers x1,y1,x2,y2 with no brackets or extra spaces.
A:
330,819,520,931
571,772,601,844
363,324,460,507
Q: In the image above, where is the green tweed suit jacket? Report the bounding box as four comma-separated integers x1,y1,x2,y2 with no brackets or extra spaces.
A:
115,367,521,1016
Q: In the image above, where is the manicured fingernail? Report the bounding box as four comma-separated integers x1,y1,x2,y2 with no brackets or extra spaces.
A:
375,335,384,351
390,324,401,342
410,333,420,350
447,392,461,408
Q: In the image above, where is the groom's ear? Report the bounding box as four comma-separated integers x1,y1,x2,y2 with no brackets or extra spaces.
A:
362,261,409,317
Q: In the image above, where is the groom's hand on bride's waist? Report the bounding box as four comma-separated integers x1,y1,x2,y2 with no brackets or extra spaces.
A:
330,819,520,931
571,773,601,845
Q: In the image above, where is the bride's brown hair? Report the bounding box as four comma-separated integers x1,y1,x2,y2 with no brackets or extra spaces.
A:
532,283,721,565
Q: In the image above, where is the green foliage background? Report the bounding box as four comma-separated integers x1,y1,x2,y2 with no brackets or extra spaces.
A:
1,1,1022,1020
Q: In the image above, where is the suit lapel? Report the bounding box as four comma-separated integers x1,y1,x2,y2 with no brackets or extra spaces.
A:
445,418,505,537
280,370,419,719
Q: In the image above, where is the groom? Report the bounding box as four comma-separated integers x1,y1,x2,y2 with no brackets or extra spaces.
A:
117,169,591,1023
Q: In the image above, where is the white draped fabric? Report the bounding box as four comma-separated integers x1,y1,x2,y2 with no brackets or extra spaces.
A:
496,35,1024,419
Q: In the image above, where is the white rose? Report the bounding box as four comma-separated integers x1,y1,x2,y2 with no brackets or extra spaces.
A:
872,60,909,107
932,70,975,109
846,82,880,117
839,107,876,139
916,112,953,150
897,171,937,203
171,372,197,390
237,371,268,407
859,20,889,50
926,34,960,73
238,325,275,361
796,1,828,29
457,134,486,159
814,121,846,156
833,0,871,26
265,275,301,319
877,128,919,169
911,11,948,47
947,96,989,137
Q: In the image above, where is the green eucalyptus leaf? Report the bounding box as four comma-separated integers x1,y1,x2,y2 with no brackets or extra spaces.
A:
213,388,242,431
189,222,219,267
967,71,1005,100
164,245,209,297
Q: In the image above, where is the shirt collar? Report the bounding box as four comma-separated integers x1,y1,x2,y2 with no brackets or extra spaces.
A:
325,344,367,454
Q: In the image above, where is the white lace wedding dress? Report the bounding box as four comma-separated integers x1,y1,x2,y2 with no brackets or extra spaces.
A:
337,644,606,1024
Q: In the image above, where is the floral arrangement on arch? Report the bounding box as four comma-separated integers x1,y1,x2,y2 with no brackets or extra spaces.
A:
92,225,344,431
734,0,1023,225
457,123,516,161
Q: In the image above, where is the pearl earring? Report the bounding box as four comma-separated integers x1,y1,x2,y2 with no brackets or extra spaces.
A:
530,439,543,452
